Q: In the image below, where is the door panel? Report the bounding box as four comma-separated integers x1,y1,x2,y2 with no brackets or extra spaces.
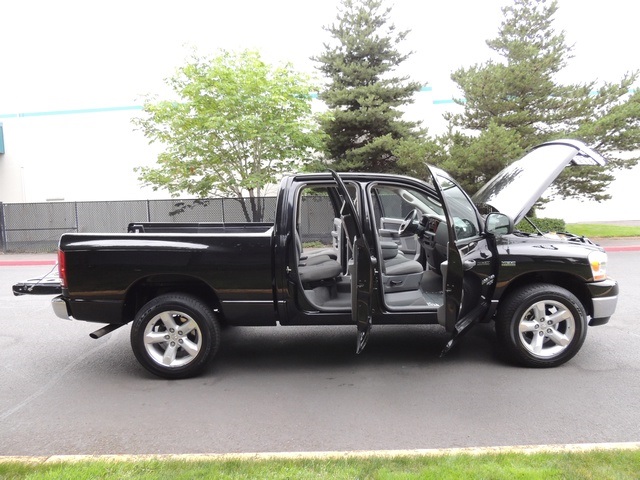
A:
425,168,465,333
329,170,376,353
427,167,496,336
352,235,375,353
443,236,464,333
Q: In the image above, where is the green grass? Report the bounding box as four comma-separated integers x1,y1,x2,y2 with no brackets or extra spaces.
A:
566,223,640,238
1,449,639,479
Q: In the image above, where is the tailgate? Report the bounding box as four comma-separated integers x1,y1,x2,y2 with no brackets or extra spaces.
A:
13,275,62,296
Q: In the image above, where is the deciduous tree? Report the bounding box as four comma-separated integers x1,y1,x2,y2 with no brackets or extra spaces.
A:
134,50,323,221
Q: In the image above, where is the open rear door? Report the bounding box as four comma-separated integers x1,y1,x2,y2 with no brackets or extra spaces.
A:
352,234,375,353
329,170,376,354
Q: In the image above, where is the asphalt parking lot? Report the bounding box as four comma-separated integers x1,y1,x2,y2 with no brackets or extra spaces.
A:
0,246,639,456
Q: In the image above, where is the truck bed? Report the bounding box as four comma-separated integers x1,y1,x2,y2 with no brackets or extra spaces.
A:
57,225,277,326
127,222,273,234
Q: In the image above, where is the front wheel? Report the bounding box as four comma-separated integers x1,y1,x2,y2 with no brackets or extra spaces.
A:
495,284,587,368
130,293,220,379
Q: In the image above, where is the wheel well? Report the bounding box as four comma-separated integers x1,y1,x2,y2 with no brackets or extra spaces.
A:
122,275,225,325
496,272,593,317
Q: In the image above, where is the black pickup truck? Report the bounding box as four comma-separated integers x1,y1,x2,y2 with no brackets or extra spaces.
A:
14,139,619,379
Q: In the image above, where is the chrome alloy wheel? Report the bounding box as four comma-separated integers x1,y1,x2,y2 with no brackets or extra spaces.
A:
517,299,576,359
143,311,203,368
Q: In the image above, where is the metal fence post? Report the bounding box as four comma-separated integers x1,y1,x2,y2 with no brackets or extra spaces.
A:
0,202,6,253
74,202,79,233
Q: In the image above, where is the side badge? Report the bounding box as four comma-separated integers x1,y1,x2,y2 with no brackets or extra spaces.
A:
482,274,495,286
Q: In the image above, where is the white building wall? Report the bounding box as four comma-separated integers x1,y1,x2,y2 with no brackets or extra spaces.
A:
0,108,165,203
0,91,455,204
1,93,639,222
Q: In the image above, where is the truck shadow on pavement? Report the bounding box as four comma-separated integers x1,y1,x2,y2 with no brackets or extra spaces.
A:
209,323,499,375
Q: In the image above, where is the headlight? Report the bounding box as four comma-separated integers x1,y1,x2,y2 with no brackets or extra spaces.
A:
589,251,608,281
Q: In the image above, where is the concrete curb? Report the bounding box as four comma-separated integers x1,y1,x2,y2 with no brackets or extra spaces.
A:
0,259,56,267
604,245,640,252
1,442,639,464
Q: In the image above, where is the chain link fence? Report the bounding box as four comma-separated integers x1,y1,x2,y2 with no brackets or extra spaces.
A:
0,195,334,253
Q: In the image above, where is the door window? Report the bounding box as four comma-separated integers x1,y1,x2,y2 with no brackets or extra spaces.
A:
372,184,442,225
435,176,480,241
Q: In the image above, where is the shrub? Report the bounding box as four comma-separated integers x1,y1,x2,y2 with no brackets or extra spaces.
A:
516,217,566,234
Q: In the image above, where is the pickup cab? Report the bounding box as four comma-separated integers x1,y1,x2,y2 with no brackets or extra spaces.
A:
13,139,619,379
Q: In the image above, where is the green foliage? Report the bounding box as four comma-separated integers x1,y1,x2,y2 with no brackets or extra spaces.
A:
567,223,640,238
133,50,324,221
302,240,327,249
394,136,443,178
516,217,566,234
2,449,640,479
446,125,523,195
313,0,425,173
439,0,639,200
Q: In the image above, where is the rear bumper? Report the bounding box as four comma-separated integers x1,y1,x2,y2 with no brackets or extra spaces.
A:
52,295,72,320
587,278,619,326
51,295,124,324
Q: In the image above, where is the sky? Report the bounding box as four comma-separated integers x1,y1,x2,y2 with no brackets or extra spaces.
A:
2,0,638,113
1,0,639,220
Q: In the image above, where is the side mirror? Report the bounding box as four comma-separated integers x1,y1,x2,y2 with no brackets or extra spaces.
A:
485,213,513,236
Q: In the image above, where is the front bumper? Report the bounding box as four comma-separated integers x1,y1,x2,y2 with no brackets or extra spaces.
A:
587,278,619,326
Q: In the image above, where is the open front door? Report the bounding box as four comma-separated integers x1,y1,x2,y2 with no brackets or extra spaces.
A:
427,166,497,355
427,168,464,334
443,234,464,334
329,170,376,354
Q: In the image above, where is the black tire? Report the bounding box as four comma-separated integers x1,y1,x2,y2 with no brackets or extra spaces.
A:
495,284,587,368
130,293,220,379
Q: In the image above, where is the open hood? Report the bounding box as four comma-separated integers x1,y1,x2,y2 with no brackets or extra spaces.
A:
472,139,607,224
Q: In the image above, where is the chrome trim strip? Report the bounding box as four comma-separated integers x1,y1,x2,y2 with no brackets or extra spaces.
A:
221,300,273,304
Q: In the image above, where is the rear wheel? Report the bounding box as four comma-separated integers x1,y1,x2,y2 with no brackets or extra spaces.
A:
496,284,587,368
130,293,220,379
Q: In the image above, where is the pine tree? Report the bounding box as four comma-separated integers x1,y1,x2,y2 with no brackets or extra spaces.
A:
314,0,424,173
442,0,639,199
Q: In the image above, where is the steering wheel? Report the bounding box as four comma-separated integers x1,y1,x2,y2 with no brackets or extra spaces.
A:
398,209,420,236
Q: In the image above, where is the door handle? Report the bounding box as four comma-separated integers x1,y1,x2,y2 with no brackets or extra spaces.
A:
463,259,476,271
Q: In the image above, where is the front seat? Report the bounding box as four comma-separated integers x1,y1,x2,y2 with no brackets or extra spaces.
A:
381,241,423,275
380,241,423,293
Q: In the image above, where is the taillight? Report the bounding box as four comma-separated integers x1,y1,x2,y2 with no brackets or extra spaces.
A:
57,250,67,288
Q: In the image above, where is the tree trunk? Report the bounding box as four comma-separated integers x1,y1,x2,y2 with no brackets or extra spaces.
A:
248,191,264,222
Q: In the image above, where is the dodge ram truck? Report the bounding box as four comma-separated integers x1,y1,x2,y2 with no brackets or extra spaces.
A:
14,139,619,379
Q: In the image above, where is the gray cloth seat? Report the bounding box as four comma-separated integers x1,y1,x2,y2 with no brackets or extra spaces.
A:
380,241,423,275
296,227,341,283
298,256,342,283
